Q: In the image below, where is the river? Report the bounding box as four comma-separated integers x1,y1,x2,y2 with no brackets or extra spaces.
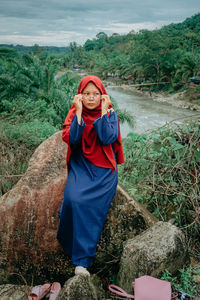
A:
107,86,199,138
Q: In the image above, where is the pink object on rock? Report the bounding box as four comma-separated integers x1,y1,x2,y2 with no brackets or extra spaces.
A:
109,275,178,300
49,282,61,300
28,283,51,300
133,276,172,300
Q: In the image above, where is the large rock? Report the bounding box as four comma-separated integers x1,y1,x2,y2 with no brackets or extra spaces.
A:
56,275,105,300
117,221,188,293
0,131,72,285
0,131,157,284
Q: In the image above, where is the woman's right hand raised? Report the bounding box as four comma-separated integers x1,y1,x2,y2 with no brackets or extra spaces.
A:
73,94,82,124
73,94,83,113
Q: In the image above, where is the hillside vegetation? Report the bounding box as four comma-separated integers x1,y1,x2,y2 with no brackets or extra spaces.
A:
65,13,200,105
68,13,200,85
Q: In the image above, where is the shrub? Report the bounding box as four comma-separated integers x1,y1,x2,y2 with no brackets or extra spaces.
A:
119,120,200,253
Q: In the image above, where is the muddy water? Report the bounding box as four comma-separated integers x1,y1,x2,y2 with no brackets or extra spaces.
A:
107,87,199,138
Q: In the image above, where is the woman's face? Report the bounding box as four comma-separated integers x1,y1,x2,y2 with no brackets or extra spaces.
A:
82,82,101,110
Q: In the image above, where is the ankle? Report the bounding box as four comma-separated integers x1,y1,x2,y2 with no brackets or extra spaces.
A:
75,266,90,276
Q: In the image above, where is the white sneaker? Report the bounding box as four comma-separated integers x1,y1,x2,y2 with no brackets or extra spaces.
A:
75,266,90,276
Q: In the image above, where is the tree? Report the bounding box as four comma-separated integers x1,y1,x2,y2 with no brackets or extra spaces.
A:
96,32,108,40
84,39,96,51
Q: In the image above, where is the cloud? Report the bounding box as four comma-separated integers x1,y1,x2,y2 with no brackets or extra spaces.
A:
0,0,199,46
92,21,171,34
0,31,87,46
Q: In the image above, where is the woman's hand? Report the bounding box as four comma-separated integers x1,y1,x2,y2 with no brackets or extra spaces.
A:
73,94,83,124
73,94,83,112
101,94,112,116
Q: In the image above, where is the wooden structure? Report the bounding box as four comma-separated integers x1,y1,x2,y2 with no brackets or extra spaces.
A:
106,82,171,88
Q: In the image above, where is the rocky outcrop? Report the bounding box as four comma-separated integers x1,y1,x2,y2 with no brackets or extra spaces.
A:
117,221,188,293
0,131,157,284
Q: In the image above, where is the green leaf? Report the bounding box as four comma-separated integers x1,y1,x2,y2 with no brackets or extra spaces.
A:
192,145,200,162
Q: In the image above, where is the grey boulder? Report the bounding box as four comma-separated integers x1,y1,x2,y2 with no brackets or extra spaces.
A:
117,221,188,293
56,274,105,300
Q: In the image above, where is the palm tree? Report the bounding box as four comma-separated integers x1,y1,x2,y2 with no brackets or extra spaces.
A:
175,53,196,82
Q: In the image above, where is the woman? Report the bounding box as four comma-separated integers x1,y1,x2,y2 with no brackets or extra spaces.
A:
57,75,124,276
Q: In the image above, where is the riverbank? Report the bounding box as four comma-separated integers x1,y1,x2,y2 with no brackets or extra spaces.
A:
151,90,200,112
104,79,200,112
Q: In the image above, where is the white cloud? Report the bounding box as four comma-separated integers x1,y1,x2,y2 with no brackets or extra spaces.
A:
93,20,172,34
0,30,88,46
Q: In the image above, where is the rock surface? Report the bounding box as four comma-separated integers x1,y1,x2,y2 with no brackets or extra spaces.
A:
0,131,71,284
56,274,105,300
117,221,188,293
0,284,30,300
0,131,157,284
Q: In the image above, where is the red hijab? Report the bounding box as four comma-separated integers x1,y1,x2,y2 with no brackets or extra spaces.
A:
62,75,124,171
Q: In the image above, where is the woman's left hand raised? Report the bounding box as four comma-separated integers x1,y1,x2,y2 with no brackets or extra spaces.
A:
101,95,112,116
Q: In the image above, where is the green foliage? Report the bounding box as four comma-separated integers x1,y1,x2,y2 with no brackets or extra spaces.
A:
0,47,18,57
0,104,58,197
52,71,80,123
0,52,80,124
1,120,57,147
118,120,200,247
0,44,70,55
0,53,81,196
161,265,200,296
1,98,57,124
0,124,35,196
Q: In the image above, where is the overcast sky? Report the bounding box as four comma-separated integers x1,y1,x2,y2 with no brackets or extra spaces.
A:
0,0,199,47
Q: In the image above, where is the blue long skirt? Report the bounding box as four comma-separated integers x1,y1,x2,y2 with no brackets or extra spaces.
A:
57,149,118,268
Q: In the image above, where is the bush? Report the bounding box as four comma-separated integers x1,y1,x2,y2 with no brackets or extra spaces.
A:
161,265,200,297
1,97,59,126
0,118,58,197
119,120,200,255
1,119,57,147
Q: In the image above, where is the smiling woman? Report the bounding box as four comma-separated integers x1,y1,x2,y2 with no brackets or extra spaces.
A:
56,75,124,276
